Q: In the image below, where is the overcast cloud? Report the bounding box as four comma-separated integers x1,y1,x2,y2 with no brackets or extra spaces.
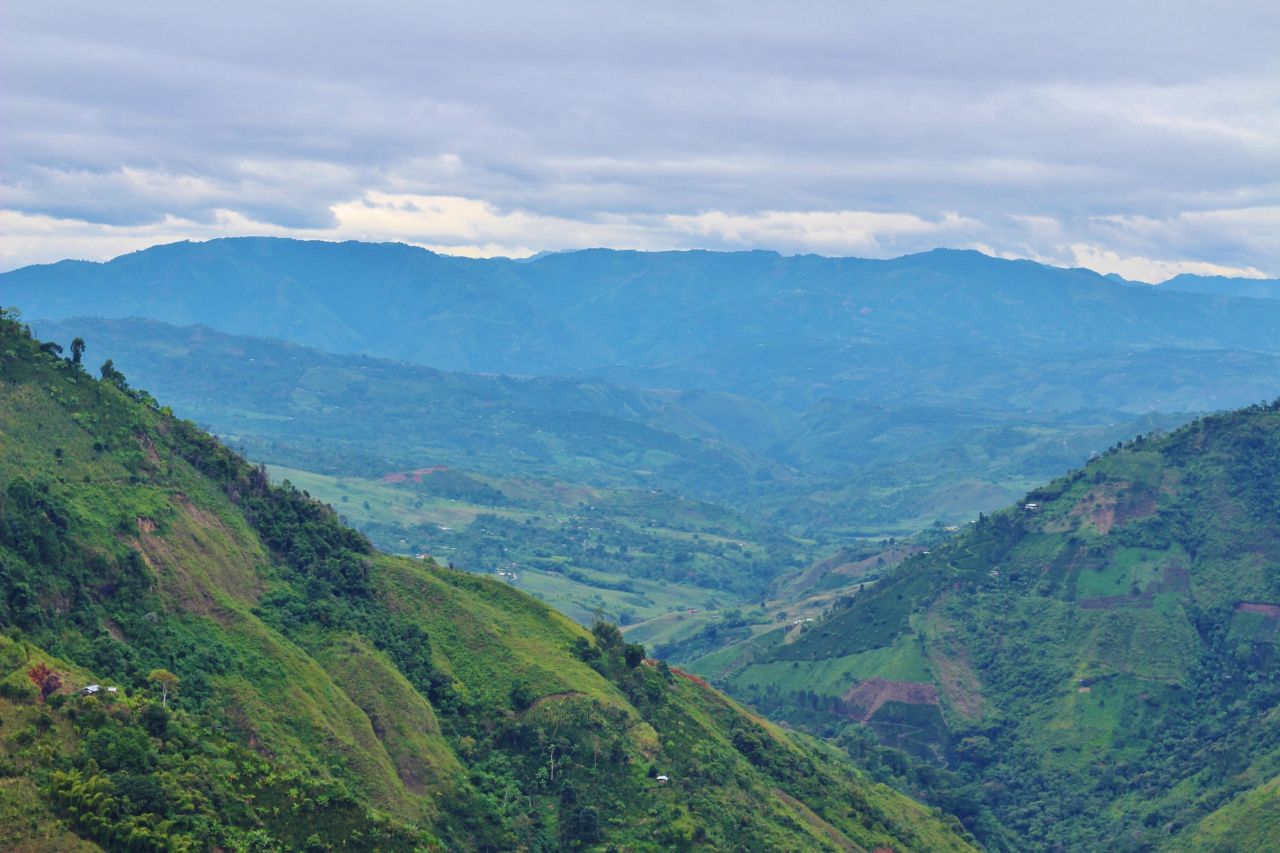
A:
3,1,1277,280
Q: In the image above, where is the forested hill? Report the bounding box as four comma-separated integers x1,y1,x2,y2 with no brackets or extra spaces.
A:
0,313,974,850
696,399,1280,850
6,238,1280,412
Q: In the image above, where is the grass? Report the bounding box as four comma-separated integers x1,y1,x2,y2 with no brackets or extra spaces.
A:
728,634,934,698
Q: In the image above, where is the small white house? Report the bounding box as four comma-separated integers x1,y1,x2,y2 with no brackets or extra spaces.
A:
655,775,670,785
106,686,119,694
82,684,101,695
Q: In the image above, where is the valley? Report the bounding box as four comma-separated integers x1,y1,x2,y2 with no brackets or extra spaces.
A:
6,3,1276,849
4,241,1280,850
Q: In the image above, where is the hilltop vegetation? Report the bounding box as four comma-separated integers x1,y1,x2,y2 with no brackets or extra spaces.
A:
0,313,973,850
693,401,1280,849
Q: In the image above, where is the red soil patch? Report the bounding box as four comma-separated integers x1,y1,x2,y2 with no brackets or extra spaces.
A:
1115,492,1158,526
1084,488,1119,534
841,678,939,722
1237,602,1280,618
382,465,449,484
671,667,712,690
1065,482,1158,536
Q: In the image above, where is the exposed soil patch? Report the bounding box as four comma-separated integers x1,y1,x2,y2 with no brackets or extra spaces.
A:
1237,602,1280,618
1115,492,1158,526
1064,482,1158,536
136,433,162,467
1074,484,1123,535
123,498,264,618
842,678,939,722
671,667,713,691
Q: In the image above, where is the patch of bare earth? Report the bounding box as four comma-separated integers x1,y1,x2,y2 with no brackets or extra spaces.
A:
1077,485,1122,535
1116,489,1158,526
1237,602,1280,618
1059,481,1157,536
136,433,163,468
123,497,264,618
841,678,940,722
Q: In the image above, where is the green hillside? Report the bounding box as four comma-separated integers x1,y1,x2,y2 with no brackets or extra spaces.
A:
0,313,974,850
694,401,1280,849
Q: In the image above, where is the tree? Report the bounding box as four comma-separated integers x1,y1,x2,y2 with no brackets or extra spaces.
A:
71,337,86,366
511,680,536,710
39,341,63,357
563,806,602,847
26,662,61,700
99,358,130,391
148,668,180,707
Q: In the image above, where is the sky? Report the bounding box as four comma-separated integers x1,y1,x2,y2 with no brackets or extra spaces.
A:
3,1,1277,281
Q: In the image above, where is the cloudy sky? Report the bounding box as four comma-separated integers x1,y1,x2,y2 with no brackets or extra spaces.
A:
3,1,1277,280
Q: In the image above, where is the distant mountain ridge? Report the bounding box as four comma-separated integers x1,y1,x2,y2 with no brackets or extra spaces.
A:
1157,273,1280,300
5,238,1280,412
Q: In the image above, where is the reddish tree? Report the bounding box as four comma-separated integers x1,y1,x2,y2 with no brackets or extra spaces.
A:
26,662,61,700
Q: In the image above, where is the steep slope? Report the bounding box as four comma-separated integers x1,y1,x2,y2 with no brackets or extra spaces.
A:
696,401,1280,850
6,238,1280,412
0,313,974,851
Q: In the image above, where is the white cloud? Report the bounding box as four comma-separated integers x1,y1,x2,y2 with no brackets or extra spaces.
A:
1063,245,1271,283
5,3,1278,277
6,195,1275,285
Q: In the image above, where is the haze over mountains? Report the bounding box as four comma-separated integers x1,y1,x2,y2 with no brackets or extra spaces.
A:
13,236,1280,572
7,238,1280,413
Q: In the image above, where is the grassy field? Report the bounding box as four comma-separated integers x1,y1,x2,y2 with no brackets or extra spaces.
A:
267,463,812,626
